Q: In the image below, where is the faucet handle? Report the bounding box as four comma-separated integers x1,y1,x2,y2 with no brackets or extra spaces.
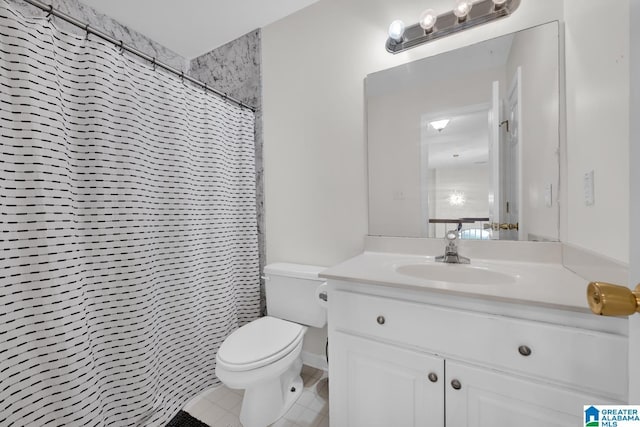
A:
446,229,458,241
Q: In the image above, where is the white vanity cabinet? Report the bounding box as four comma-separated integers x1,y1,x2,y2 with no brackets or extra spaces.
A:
327,282,628,427
331,331,444,427
330,332,444,427
445,361,604,427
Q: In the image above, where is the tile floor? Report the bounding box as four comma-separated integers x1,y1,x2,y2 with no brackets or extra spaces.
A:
184,365,329,427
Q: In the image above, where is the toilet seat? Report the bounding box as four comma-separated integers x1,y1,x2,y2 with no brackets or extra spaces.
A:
217,316,305,372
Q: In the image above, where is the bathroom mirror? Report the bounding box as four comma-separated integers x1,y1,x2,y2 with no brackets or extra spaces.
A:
366,21,560,241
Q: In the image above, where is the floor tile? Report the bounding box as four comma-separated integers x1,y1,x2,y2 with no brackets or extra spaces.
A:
187,365,330,427
213,411,243,427
229,401,242,416
301,365,319,377
306,395,328,413
301,366,324,388
314,414,330,427
283,403,306,422
316,378,329,400
183,395,202,413
296,390,316,408
217,391,242,411
203,386,232,403
296,407,324,427
187,398,229,426
228,387,244,396
270,419,296,427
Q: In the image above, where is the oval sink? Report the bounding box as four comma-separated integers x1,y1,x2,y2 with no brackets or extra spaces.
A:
395,263,516,285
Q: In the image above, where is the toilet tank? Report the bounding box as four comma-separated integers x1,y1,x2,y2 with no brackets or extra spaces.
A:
263,263,327,328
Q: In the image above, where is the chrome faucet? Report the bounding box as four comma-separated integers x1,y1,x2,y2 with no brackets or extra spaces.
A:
435,228,470,264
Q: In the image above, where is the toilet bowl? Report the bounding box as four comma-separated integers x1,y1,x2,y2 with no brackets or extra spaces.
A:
215,263,327,427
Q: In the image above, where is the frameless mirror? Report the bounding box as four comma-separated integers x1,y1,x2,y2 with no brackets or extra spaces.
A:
366,21,560,241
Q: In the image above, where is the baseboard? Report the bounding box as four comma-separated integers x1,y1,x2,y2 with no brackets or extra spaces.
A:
302,351,328,372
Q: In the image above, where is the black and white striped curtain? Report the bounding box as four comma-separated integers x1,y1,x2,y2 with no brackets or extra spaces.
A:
0,2,259,425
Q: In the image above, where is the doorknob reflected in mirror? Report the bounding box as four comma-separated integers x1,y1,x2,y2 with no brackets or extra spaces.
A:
484,222,519,231
587,282,640,316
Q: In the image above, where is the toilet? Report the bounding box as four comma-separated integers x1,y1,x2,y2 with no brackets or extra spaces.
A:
215,263,327,427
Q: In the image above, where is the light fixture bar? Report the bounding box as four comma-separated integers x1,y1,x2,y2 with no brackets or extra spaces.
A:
386,0,521,54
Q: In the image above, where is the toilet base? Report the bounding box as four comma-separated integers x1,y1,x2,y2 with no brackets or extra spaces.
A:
238,357,303,427
275,375,303,420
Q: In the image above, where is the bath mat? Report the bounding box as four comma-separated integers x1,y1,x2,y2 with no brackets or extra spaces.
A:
166,410,211,427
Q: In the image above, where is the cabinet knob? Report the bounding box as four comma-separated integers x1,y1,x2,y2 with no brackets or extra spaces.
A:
427,372,438,383
376,315,386,325
451,379,462,390
518,345,532,357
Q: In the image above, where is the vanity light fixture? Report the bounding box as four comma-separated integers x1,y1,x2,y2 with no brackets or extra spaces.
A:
419,9,437,32
453,0,473,21
385,0,521,54
430,119,450,131
388,20,406,43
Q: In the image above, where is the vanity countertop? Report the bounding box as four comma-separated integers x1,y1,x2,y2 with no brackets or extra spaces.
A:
319,251,592,313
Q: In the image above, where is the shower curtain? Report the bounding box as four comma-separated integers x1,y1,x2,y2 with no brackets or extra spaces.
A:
0,2,260,426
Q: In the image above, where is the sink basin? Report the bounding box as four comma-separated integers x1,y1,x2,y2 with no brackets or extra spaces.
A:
394,263,516,285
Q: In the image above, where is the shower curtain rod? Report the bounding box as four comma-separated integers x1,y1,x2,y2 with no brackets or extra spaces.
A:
21,0,256,112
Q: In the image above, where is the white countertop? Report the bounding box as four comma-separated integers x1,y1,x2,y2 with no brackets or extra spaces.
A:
319,251,592,313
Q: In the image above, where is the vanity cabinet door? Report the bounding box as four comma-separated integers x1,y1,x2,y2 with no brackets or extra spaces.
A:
329,332,444,427
445,361,613,427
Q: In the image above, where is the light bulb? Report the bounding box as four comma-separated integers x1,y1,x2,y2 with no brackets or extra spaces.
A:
453,0,473,19
419,9,437,32
388,20,405,42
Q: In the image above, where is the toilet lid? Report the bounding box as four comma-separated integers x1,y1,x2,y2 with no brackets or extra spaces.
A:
217,316,305,371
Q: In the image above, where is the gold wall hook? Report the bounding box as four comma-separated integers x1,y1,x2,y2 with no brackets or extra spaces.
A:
587,282,640,316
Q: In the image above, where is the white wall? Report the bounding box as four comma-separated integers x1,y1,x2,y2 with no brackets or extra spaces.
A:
263,0,564,266
563,0,629,263
263,0,629,265
505,23,560,241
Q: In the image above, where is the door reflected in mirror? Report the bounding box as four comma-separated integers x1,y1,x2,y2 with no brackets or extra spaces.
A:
366,21,560,241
